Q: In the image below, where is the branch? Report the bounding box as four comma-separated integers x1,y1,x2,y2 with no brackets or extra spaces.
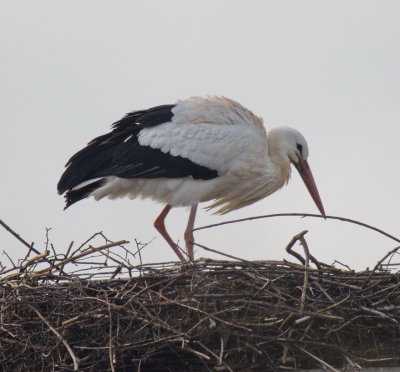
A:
0,218,40,255
194,213,400,245
29,305,80,371
363,245,400,287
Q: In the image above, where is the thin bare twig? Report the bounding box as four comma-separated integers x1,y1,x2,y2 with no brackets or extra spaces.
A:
33,240,129,276
29,305,80,371
363,245,400,287
194,242,254,263
194,341,235,372
299,232,310,314
0,218,40,254
108,302,116,372
296,345,341,372
19,250,49,272
194,213,400,245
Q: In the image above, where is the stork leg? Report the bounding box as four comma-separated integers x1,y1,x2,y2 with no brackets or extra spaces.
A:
154,205,186,262
184,204,198,261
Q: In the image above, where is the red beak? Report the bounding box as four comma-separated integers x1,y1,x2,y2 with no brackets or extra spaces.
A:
294,159,325,215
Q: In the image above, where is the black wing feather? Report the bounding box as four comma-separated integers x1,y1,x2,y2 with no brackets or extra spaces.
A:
57,104,218,207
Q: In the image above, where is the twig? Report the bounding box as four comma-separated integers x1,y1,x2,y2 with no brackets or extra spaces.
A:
296,346,341,372
29,305,80,371
285,233,306,265
0,240,129,281
22,242,36,262
2,251,16,269
69,231,103,257
299,232,310,314
59,241,74,274
194,213,400,245
219,336,225,366
318,293,351,314
194,242,254,263
149,288,253,332
285,231,312,313
108,302,116,372
0,218,40,254
358,305,399,326
185,346,211,360
194,341,234,372
134,239,143,269
284,230,321,271
19,250,49,272
363,245,400,287
281,328,294,364
32,240,129,276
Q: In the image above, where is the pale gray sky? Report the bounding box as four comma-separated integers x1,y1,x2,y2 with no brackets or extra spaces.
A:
1,1,400,270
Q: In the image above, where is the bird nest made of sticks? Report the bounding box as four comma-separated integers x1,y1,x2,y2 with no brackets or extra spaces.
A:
1,220,400,371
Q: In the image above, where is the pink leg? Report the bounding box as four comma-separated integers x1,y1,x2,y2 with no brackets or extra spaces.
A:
154,205,186,262
184,204,198,261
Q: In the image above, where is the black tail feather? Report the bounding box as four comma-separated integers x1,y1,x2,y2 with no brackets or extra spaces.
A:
64,180,105,209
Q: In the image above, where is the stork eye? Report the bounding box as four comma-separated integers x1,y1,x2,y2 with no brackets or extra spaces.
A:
296,143,303,153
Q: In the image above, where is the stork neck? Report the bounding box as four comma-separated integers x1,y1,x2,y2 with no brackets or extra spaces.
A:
267,133,291,186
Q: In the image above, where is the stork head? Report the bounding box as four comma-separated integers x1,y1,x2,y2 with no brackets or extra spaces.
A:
269,127,325,215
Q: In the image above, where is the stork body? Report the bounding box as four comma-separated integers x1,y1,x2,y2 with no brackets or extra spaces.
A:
58,96,325,262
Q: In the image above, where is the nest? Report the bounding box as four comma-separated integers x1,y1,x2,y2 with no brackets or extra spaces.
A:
1,218,400,371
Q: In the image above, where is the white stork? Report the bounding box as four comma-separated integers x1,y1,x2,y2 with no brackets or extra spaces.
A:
58,96,325,262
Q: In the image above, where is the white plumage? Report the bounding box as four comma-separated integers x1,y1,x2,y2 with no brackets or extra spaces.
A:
58,96,325,262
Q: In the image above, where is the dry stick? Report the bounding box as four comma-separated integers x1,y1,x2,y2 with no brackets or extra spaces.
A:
362,245,400,287
65,241,74,258
58,241,74,275
343,355,361,369
108,302,116,372
296,345,341,372
285,230,308,265
218,336,225,366
69,231,104,257
194,341,235,372
298,231,310,314
185,346,211,360
0,219,66,276
309,276,361,290
110,264,123,280
0,240,128,281
281,328,294,364
194,213,400,245
23,243,36,263
19,250,49,272
285,231,311,314
314,281,333,302
0,218,40,254
193,242,255,263
193,242,274,282
29,304,80,371
318,293,351,314
132,297,184,336
285,230,324,314
2,251,16,269
149,288,252,332
32,240,129,276
358,305,399,326
134,239,144,276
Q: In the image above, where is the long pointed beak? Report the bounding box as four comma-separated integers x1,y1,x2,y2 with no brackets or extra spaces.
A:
294,159,325,215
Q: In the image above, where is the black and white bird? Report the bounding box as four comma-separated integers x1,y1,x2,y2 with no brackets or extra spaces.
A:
58,96,325,262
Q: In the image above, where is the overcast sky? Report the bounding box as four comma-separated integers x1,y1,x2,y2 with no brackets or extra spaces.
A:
1,1,400,271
